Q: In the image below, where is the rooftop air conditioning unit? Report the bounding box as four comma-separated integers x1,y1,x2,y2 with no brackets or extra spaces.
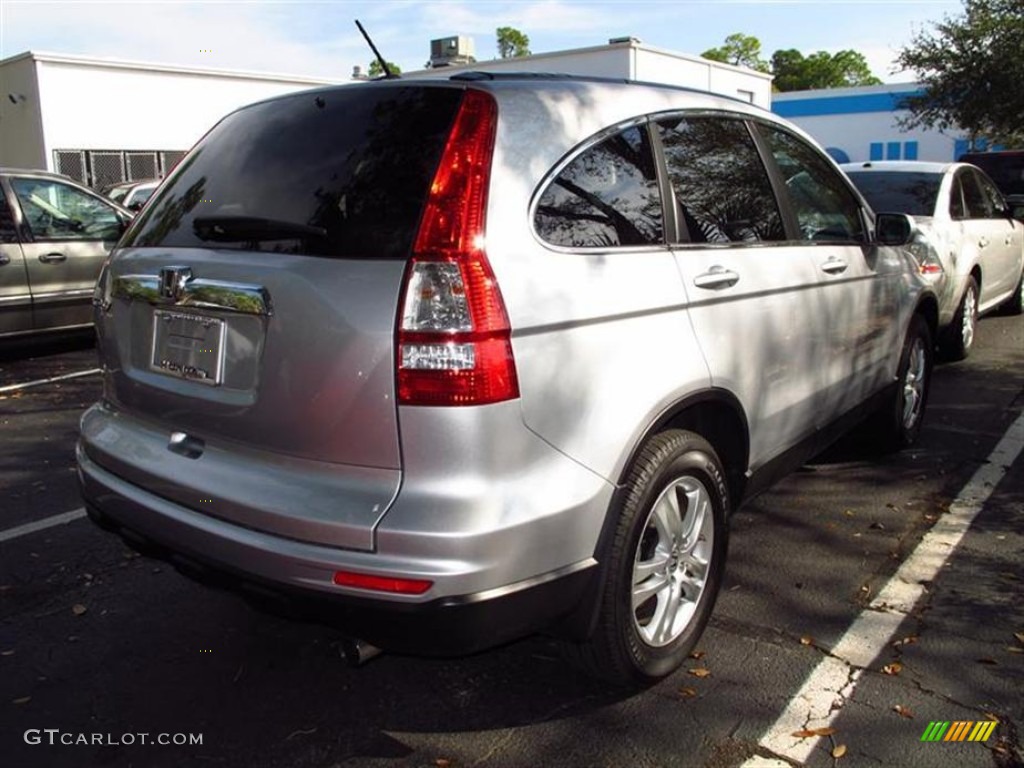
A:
430,36,476,68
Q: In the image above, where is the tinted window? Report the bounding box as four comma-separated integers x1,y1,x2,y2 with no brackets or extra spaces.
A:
949,175,966,219
759,126,866,243
961,170,994,218
974,170,1009,217
10,177,122,241
844,172,941,217
0,192,17,244
535,125,663,248
960,153,1024,197
122,86,463,258
656,116,783,244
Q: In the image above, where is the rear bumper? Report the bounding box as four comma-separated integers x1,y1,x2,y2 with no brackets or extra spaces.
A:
77,441,603,655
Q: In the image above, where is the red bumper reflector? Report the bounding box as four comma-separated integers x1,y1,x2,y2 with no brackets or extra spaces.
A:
332,570,433,595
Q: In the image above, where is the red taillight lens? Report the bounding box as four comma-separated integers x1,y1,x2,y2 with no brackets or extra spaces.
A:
397,89,519,407
332,570,433,595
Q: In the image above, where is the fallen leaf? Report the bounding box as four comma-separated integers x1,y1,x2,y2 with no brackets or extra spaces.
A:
689,650,705,660
977,657,998,665
435,760,451,768
12,696,30,705
832,744,847,759
882,662,902,676
869,522,885,530
1006,647,1024,654
844,509,855,517
892,635,918,648
893,705,914,719
71,604,87,616
800,635,814,646
1014,632,1024,645
678,686,698,699
688,667,711,678
1,650,14,657
983,713,1000,723
791,727,836,738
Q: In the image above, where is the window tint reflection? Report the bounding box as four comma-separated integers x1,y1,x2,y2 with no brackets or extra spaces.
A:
656,116,783,244
760,126,866,243
535,126,663,248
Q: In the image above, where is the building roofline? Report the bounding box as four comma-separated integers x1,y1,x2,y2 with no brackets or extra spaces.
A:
407,39,774,82
0,50,341,86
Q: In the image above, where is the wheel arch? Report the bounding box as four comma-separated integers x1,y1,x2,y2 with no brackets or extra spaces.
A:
553,388,749,642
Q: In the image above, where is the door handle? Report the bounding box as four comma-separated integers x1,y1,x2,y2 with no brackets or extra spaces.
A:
39,252,67,264
693,266,740,290
820,257,848,274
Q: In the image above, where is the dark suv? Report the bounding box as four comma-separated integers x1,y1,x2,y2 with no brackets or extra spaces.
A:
78,74,937,684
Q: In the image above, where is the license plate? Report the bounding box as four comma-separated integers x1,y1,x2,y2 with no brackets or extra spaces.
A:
150,310,226,386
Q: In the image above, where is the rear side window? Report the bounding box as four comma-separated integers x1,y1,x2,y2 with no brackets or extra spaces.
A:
656,116,783,244
534,125,663,248
759,126,866,243
961,170,994,219
122,86,463,258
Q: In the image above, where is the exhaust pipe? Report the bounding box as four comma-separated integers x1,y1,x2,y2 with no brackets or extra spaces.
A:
340,638,382,667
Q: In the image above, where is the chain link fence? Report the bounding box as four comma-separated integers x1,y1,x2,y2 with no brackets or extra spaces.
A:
51,149,188,190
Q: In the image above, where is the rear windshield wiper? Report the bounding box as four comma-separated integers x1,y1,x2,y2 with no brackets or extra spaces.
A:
193,216,327,242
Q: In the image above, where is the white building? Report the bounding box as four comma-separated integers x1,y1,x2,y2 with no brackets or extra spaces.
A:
411,38,773,109
771,83,975,165
0,51,335,188
0,42,772,190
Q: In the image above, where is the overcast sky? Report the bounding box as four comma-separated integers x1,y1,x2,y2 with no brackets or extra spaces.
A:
1,0,961,83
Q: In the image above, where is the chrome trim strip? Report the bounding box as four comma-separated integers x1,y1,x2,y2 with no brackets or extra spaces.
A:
0,294,33,307
113,274,273,316
27,288,94,301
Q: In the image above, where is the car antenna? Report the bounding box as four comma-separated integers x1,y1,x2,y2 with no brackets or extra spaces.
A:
355,20,399,79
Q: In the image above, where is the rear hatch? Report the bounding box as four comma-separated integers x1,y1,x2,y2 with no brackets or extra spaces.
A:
89,83,467,549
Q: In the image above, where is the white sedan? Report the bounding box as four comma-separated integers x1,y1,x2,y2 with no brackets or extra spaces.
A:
843,161,1024,359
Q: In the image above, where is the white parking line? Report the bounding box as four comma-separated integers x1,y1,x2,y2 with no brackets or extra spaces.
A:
743,410,1024,766
0,508,88,544
0,368,101,395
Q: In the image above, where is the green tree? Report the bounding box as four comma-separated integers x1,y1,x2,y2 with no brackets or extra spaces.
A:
367,59,401,78
701,33,770,73
496,26,531,58
771,48,881,91
896,0,1024,146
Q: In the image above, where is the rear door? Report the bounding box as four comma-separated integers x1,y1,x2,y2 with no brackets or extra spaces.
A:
0,183,32,335
658,114,828,469
8,175,124,331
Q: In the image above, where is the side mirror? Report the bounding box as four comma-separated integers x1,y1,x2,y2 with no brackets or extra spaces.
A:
875,212,916,246
128,201,144,212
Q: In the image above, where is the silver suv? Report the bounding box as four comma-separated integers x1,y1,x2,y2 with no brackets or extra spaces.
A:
77,74,937,685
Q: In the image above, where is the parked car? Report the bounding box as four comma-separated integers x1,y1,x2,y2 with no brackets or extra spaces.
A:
78,75,938,685
843,161,1024,359
958,150,1024,218
0,168,132,339
103,179,161,212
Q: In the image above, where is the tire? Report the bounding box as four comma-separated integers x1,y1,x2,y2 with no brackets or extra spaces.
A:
564,430,729,686
942,276,978,360
1003,268,1023,316
876,314,933,451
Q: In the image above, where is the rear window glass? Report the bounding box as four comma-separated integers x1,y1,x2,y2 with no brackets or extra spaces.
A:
122,86,462,258
845,172,941,217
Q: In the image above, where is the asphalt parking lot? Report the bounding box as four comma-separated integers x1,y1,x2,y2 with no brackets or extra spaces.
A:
1,316,1022,768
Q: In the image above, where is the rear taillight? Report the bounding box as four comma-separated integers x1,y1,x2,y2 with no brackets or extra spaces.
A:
397,89,519,407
